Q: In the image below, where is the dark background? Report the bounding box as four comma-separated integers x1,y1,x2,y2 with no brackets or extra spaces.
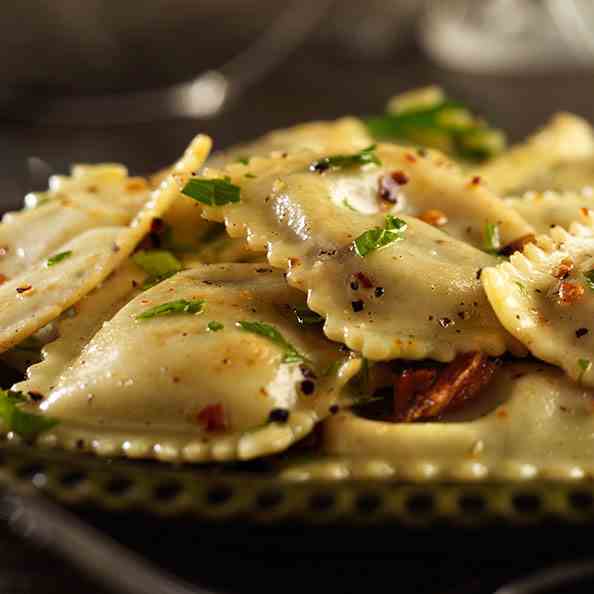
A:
4,2,594,592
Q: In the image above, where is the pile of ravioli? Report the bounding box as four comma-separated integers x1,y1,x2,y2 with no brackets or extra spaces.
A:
4,87,594,480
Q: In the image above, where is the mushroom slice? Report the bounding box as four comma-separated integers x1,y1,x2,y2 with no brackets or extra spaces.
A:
394,352,499,422
20,264,360,463
483,211,594,387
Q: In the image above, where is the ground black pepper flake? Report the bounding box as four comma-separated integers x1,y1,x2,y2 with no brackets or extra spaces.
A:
268,408,290,423
351,300,364,312
476,269,482,280
576,327,589,338
374,287,384,298
438,317,453,328
300,365,317,380
16,285,32,293
255,267,272,273
350,280,359,291
112,242,120,252
329,404,339,415
28,391,44,402
300,380,315,395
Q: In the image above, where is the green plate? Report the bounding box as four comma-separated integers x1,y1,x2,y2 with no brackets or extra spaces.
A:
2,439,594,525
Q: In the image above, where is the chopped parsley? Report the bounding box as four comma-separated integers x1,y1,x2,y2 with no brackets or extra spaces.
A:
132,249,182,288
0,390,58,439
236,156,250,165
483,223,501,255
46,251,72,267
310,145,381,173
293,306,323,326
136,299,204,320
181,178,240,206
584,270,594,291
207,321,224,332
342,198,358,212
236,320,307,363
365,91,505,162
514,281,528,295
579,358,592,380
353,215,407,257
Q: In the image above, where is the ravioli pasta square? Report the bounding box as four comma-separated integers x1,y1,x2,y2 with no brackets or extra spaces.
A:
0,134,211,354
19,264,360,462
192,146,525,361
483,212,594,386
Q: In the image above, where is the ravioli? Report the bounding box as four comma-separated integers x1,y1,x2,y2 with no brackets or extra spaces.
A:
476,113,594,196
314,363,594,480
26,264,360,462
482,213,594,386
505,190,594,234
0,134,212,354
207,117,373,168
193,146,524,361
0,164,150,279
514,158,594,194
14,260,145,397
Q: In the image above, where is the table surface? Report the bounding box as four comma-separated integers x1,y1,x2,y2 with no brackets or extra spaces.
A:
4,41,594,594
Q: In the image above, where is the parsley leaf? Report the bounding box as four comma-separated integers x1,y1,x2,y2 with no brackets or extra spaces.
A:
293,306,324,326
136,299,204,320
236,321,307,363
236,156,250,165
0,390,58,439
181,178,240,206
366,94,505,162
483,223,501,255
207,321,224,332
353,215,407,257
310,145,381,173
579,358,592,381
584,270,594,291
46,251,72,267
132,249,182,289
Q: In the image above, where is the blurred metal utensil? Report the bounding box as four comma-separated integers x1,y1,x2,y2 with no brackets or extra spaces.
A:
10,0,333,126
0,477,212,594
494,559,594,594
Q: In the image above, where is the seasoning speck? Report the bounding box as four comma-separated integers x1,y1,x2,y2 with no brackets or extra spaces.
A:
576,327,589,338
268,408,290,424
351,300,364,312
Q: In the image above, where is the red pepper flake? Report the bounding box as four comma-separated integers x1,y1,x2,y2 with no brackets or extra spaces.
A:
581,207,590,217
354,272,373,289
0,274,6,285
552,258,574,280
470,175,481,186
558,281,584,305
378,171,408,204
150,217,166,234
196,403,227,432
405,153,417,164
16,285,32,294
419,209,448,227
